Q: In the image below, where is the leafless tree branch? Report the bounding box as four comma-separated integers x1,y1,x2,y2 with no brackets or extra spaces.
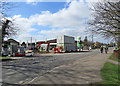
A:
87,1,120,47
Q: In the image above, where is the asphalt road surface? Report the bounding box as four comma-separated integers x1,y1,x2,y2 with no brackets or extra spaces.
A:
2,49,100,84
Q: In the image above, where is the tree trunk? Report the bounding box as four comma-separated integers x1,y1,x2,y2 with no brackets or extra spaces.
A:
0,29,2,56
0,20,10,56
117,34,120,58
117,28,120,48
2,20,10,43
117,36,120,48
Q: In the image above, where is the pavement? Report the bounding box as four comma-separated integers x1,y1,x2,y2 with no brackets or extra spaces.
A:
107,59,120,65
2,48,113,84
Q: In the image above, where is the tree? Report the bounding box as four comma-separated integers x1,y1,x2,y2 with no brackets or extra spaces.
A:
21,42,26,48
0,27,2,56
83,36,88,46
0,2,18,56
87,1,120,47
1,19,17,42
94,41,103,48
84,36,88,43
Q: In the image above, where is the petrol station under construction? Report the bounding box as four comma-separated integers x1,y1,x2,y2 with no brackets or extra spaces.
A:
2,35,90,57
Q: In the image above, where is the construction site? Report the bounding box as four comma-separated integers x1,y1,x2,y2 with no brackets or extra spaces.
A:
1,35,91,57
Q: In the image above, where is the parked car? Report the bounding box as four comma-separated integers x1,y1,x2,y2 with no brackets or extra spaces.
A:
25,50,34,56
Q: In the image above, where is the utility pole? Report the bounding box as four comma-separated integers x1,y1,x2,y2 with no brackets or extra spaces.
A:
31,37,32,48
91,35,94,48
35,39,36,47
27,40,28,47
20,40,21,46
46,38,47,42
92,35,93,43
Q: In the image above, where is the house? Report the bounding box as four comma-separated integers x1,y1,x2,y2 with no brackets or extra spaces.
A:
7,39,19,45
2,39,19,56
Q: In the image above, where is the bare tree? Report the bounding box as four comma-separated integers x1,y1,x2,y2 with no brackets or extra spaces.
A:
87,1,120,47
0,1,18,56
0,1,13,16
2,19,18,41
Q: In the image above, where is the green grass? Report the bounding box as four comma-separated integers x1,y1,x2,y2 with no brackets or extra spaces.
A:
0,56,11,60
100,62,120,84
109,54,120,63
93,62,120,86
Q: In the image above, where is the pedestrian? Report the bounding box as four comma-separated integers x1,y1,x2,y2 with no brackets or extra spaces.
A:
100,46,103,53
105,46,108,54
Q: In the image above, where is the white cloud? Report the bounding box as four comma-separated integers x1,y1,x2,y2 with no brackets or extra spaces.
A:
26,0,38,5
11,0,94,42
30,0,90,28
9,15,38,42
26,0,35,3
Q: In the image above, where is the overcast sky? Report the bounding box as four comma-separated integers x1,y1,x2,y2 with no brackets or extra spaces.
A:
4,0,111,43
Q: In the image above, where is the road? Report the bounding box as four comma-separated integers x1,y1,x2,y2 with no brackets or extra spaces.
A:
2,49,100,84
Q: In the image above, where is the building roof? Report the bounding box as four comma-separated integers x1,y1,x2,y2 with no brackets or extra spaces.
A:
7,39,19,45
47,39,57,43
36,39,57,44
8,39,19,43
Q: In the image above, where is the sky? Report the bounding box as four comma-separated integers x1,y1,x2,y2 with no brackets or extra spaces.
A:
4,0,111,43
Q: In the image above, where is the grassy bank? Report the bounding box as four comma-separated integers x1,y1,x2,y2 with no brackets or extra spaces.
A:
109,54,120,63
94,62,120,86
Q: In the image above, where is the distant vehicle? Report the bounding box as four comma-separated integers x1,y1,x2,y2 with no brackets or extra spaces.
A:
25,50,34,56
2,50,8,56
2,44,8,56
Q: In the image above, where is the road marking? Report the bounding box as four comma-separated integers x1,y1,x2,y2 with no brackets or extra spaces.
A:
27,77,38,84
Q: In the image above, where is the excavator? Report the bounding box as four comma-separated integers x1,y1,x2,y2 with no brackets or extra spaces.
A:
36,41,50,52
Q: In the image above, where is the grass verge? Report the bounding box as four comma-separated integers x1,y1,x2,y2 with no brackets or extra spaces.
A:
0,56,11,60
109,54,120,63
93,62,120,86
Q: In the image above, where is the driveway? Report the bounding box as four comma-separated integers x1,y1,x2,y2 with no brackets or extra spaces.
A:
2,48,113,84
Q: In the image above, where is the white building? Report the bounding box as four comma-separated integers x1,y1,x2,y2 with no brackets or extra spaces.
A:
57,35,77,52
